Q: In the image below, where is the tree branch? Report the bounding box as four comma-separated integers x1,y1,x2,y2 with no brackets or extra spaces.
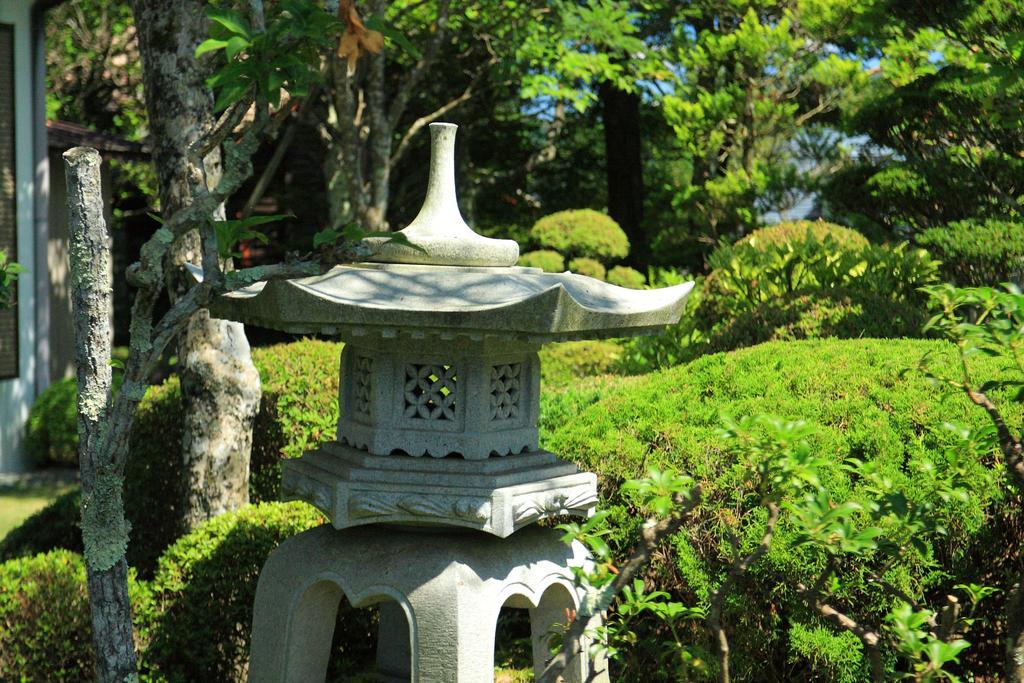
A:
796,576,884,682
705,501,780,683
538,487,703,683
387,0,452,132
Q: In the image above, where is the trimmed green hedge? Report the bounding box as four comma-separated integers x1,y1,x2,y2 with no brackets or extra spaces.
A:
531,209,629,263
543,338,1022,679
739,220,869,251
518,249,565,273
606,265,646,289
0,550,98,682
24,379,79,466
0,504,377,683
918,219,1024,286
567,256,606,281
704,287,926,353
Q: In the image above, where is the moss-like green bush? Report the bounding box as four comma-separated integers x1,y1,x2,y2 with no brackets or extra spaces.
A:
567,257,606,281
0,504,375,683
543,338,1022,680
918,219,1024,286
250,340,341,502
0,550,96,681
704,287,926,353
518,249,565,273
0,489,83,561
24,378,79,465
531,209,629,263
539,341,622,389
136,502,375,682
606,265,645,289
739,220,869,251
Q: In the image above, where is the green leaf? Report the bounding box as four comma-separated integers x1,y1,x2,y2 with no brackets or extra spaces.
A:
225,35,251,61
207,8,251,39
365,15,422,59
195,38,229,57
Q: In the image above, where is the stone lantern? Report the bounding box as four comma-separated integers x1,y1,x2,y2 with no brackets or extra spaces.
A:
215,123,693,683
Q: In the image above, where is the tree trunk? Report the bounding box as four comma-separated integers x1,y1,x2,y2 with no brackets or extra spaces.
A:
1008,574,1024,681
131,0,260,528
599,82,647,268
66,146,139,683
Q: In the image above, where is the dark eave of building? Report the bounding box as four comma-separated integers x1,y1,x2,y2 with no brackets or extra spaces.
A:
46,120,150,161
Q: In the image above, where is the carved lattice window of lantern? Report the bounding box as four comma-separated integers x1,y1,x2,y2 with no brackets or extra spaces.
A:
353,355,373,419
404,364,457,420
489,363,522,421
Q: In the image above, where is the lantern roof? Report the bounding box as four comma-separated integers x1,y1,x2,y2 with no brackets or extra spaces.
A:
210,122,694,342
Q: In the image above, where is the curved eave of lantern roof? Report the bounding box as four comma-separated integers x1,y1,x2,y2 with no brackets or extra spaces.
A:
209,262,695,343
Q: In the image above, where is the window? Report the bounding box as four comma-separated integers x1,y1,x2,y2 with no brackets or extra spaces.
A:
0,24,17,379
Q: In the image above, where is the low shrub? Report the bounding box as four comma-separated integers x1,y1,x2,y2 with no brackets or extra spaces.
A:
24,378,79,465
0,504,376,683
137,502,376,683
544,338,1022,680
567,256,606,281
0,489,83,561
704,287,926,353
606,265,645,289
0,550,97,681
738,220,869,251
518,249,565,273
530,209,629,263
918,219,1024,286
539,341,622,389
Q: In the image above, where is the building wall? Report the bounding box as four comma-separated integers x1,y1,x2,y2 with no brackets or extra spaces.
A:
0,2,38,473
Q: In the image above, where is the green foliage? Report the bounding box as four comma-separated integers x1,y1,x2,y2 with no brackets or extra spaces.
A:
704,287,927,354
199,1,342,111
606,265,646,289
0,249,24,309
918,220,1024,287
544,338,1022,679
539,341,621,389
704,233,938,320
518,249,565,273
250,340,341,502
739,220,869,251
135,502,375,682
0,505,376,683
567,257,606,281
0,551,97,682
624,229,937,371
0,490,83,561
25,378,79,465
531,209,629,263
211,214,286,260
820,1,1024,232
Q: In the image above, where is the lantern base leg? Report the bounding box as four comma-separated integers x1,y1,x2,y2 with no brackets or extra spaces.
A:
247,524,608,683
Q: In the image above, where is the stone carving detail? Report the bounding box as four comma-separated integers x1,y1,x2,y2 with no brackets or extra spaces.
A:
404,364,457,420
513,488,599,525
353,355,373,417
489,363,522,421
348,492,491,522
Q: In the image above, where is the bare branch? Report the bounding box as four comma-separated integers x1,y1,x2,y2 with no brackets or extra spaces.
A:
964,387,1024,489
387,0,452,131
796,577,884,682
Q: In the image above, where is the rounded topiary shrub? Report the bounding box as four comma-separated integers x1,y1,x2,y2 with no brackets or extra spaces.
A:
530,209,629,263
543,338,1022,680
24,378,80,466
567,257,606,281
136,502,377,683
250,339,341,502
739,220,868,251
918,219,1024,286
518,249,565,273
0,489,83,561
539,340,622,389
704,287,927,353
0,550,96,681
606,265,645,289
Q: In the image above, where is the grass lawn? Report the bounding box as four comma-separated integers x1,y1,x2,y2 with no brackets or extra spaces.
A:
0,483,75,539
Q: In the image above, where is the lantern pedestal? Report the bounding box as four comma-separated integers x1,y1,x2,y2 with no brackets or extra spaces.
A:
281,443,598,538
248,524,607,683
